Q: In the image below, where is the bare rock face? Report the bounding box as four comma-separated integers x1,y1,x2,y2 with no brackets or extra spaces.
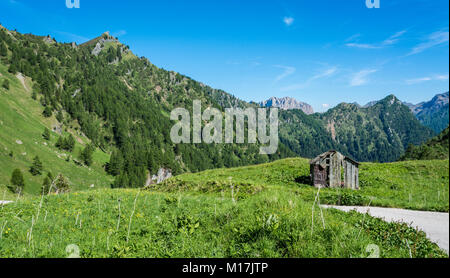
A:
146,168,173,186
260,97,314,114
410,92,449,116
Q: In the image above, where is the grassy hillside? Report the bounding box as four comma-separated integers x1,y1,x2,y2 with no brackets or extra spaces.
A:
400,127,449,161
0,63,113,198
157,158,449,212
1,157,447,258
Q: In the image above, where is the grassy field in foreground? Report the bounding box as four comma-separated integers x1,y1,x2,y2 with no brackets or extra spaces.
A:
0,63,113,197
158,158,449,212
0,188,446,258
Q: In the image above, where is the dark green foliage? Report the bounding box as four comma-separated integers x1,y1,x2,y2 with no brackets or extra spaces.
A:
42,106,52,117
79,144,95,166
66,134,75,152
30,155,43,176
0,41,7,56
417,103,449,134
55,134,75,152
10,169,25,192
2,79,9,90
42,128,51,140
41,173,52,195
311,96,434,162
56,110,64,123
400,126,449,161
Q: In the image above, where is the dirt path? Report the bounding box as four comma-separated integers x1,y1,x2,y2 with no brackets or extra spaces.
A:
322,205,449,253
15,73,30,92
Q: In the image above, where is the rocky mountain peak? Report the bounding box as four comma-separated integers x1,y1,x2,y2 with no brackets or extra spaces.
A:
260,97,314,114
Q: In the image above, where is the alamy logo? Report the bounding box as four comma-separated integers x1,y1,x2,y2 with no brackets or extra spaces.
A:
66,0,80,9
366,0,380,8
170,100,279,155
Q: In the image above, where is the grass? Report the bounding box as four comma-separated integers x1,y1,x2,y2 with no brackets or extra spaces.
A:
158,158,449,212
0,188,446,258
0,63,113,197
0,62,448,257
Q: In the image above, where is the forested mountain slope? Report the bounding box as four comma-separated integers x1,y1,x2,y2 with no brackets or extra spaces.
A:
400,126,449,161
0,25,436,189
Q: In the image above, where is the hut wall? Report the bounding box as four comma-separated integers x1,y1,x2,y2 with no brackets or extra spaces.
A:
311,165,327,188
329,153,341,188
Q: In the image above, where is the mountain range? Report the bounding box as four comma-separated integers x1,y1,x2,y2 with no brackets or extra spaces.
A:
0,25,443,189
363,92,449,133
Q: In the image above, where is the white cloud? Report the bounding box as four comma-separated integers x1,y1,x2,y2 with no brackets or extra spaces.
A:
346,30,407,49
112,30,127,37
283,17,294,27
54,31,90,43
407,30,449,55
406,74,449,85
274,65,296,82
311,66,338,80
322,104,330,109
346,43,381,49
350,69,377,87
280,66,338,92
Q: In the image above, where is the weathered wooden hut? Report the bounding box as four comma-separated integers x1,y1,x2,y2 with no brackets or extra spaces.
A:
309,150,359,190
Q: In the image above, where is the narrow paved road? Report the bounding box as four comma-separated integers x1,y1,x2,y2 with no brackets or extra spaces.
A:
322,205,449,254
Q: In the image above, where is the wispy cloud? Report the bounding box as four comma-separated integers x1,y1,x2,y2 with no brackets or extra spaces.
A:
407,30,449,56
346,30,407,49
54,31,89,43
274,65,296,82
406,74,449,85
350,69,377,87
311,66,338,80
280,66,338,91
283,17,294,27
346,43,381,49
112,30,127,37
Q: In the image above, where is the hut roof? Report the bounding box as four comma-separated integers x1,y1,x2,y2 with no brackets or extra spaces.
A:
309,150,338,165
309,150,359,166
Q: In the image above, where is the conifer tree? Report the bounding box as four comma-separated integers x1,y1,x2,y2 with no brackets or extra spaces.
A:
42,128,51,141
10,169,25,193
30,155,43,176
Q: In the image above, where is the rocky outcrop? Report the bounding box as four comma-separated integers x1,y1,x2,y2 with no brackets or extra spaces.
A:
260,97,314,114
145,168,173,186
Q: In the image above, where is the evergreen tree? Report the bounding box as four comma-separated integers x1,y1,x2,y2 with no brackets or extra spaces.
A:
10,169,25,193
43,106,52,117
66,134,76,152
42,128,51,140
56,110,64,123
41,175,51,195
55,136,64,149
0,41,7,56
30,155,43,176
2,79,9,90
80,144,95,166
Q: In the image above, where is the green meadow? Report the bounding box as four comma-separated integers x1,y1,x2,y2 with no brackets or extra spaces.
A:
0,158,448,258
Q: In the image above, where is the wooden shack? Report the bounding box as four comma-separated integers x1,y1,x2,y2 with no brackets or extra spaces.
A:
309,150,359,190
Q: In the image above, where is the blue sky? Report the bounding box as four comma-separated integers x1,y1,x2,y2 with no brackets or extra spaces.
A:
0,0,448,112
